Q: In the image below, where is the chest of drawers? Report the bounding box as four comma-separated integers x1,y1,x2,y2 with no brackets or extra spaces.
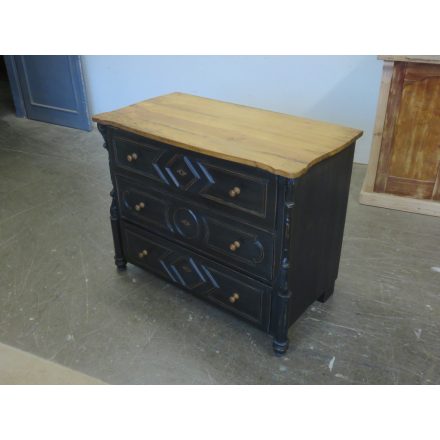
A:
93,92,362,354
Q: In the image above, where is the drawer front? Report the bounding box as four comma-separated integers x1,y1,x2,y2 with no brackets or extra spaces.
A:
121,223,271,329
109,128,277,228
116,175,275,281
112,132,169,185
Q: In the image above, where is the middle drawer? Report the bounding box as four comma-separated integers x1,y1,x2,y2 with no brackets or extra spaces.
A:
115,175,275,281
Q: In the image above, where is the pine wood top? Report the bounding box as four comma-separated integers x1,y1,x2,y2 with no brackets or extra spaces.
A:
92,92,362,178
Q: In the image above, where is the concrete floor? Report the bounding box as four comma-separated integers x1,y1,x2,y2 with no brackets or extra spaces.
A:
1,81,439,384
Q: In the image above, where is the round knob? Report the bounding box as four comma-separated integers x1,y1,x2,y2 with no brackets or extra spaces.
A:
138,249,148,258
229,240,241,252
229,293,240,304
127,152,138,162
134,202,145,212
228,187,241,198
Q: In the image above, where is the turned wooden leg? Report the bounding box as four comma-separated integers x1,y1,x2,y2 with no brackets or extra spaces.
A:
273,335,289,356
272,288,291,356
110,189,127,271
317,280,335,303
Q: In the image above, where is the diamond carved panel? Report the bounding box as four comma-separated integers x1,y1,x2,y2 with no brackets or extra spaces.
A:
158,254,218,296
165,155,201,190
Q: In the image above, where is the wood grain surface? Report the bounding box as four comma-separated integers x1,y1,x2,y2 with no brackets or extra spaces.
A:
374,62,440,199
92,92,362,178
361,61,394,192
374,62,407,192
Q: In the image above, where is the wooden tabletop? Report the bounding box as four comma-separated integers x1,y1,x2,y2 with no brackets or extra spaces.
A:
92,92,362,178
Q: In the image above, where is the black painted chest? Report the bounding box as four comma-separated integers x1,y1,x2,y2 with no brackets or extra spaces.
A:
94,93,361,354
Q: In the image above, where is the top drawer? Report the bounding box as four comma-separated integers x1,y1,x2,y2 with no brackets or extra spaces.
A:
108,128,278,229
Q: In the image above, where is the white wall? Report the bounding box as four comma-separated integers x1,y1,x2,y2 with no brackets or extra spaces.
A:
82,56,383,164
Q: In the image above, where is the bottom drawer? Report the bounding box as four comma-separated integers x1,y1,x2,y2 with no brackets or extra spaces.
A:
121,222,271,329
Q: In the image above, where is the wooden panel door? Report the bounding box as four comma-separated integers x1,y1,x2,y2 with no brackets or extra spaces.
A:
374,62,440,200
11,56,91,131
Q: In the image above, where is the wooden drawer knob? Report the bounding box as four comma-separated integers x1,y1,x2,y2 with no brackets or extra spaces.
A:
138,249,148,258
229,240,241,252
134,202,145,211
229,293,240,303
127,152,138,162
228,187,241,198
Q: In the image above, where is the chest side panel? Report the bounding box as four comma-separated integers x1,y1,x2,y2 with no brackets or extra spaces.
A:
286,144,355,326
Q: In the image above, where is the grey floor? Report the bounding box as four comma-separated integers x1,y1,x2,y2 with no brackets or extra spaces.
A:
1,81,439,384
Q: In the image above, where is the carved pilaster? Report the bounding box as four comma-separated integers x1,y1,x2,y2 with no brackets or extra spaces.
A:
272,179,295,355
98,123,127,271
110,188,127,271
97,123,108,148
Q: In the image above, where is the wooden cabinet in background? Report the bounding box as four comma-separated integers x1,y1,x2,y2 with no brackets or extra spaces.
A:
360,56,440,216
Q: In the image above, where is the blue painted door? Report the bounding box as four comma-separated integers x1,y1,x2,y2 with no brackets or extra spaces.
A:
13,55,91,130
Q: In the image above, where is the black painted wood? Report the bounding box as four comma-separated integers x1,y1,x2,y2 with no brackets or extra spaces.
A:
108,127,278,230
268,144,355,354
115,174,275,281
99,124,127,271
122,222,271,329
271,178,295,355
98,122,356,355
286,144,355,327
